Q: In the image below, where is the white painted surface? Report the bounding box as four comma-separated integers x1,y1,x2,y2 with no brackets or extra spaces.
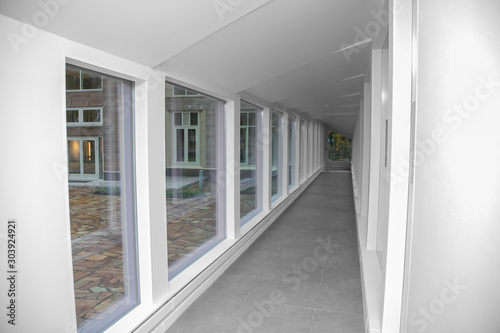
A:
361,83,372,217
379,0,413,331
0,0,272,67
402,1,500,332
366,49,383,251
0,13,166,333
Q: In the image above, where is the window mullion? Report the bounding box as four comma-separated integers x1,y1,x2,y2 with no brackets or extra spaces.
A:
226,99,240,239
262,108,271,211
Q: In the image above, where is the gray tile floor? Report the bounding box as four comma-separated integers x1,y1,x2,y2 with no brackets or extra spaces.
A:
166,171,363,333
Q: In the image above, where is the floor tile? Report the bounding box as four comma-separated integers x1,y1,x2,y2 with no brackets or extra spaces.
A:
310,310,364,333
246,276,363,315
169,172,364,332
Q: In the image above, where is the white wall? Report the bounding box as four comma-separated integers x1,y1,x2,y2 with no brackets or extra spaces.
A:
0,14,164,333
0,14,77,333
403,1,500,332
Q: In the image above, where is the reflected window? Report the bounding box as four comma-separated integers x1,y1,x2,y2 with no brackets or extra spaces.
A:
65,64,139,332
66,65,103,91
172,86,199,96
240,101,263,225
165,82,226,278
66,108,103,127
173,112,200,165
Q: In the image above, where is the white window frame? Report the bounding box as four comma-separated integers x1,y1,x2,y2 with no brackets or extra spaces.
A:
288,113,297,190
66,107,103,127
172,111,201,166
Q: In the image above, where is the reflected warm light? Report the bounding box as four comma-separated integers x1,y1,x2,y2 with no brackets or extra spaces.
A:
69,140,80,159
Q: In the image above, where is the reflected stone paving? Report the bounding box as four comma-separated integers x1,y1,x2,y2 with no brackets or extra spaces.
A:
69,187,125,326
69,185,256,325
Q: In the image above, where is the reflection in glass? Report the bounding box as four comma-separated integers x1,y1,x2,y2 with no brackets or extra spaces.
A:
240,101,263,225
165,82,226,278
83,109,101,123
83,140,96,174
68,140,80,174
188,129,196,162
66,68,80,90
82,71,103,90
67,110,79,123
176,129,185,162
66,64,139,333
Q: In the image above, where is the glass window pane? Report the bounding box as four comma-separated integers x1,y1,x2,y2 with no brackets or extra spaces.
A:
174,113,182,126
248,127,256,166
190,112,198,126
81,71,102,90
68,140,80,174
188,129,196,162
240,112,248,126
176,129,185,162
173,86,185,95
66,64,139,333
240,127,247,164
248,112,256,126
240,101,262,225
165,82,226,278
67,110,79,123
182,112,190,126
83,109,101,123
66,67,80,90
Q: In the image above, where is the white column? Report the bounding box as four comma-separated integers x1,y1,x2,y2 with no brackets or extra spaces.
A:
381,0,413,331
361,83,372,217
225,98,240,239
145,72,169,298
367,49,383,250
262,107,271,212
282,112,289,196
294,115,301,187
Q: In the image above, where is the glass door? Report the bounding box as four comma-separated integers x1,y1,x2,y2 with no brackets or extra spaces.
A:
68,137,99,181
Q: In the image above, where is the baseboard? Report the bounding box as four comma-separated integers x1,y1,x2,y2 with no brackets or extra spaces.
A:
351,169,382,333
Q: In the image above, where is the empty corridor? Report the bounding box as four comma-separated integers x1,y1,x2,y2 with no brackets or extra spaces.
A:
166,171,363,333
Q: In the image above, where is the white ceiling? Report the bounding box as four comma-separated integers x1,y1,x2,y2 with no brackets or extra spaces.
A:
0,0,384,137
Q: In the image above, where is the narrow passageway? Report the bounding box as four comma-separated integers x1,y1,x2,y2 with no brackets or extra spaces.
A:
167,171,363,333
